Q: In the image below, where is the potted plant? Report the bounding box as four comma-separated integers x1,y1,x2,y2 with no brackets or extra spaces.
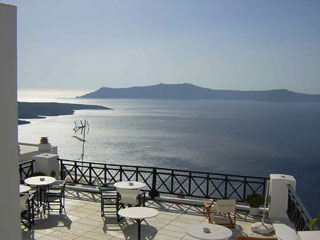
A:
310,211,320,230
245,193,265,216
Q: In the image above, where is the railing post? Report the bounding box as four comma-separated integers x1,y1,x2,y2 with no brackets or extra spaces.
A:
263,178,266,196
104,164,107,184
224,175,228,199
188,172,192,196
89,163,92,185
206,173,209,198
60,159,64,179
74,161,78,183
171,170,174,193
136,166,139,181
120,165,123,181
243,176,247,201
149,168,159,199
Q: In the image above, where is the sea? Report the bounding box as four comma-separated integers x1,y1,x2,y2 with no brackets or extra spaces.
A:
18,89,320,217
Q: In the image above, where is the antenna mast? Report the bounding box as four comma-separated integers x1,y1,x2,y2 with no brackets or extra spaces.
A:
73,120,89,161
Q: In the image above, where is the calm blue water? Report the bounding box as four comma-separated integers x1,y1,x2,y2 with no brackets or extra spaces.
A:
18,93,320,217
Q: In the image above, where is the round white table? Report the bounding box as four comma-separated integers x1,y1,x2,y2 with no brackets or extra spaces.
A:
118,207,159,240
187,223,233,240
114,181,146,190
19,184,31,194
25,176,56,210
25,176,56,186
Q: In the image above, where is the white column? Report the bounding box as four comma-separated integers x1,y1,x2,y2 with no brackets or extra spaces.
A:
269,174,296,219
34,153,60,177
0,3,20,239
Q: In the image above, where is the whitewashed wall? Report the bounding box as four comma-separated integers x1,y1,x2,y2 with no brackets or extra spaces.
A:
0,3,21,239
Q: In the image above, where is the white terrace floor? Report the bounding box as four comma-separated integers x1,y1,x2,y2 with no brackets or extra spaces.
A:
22,190,276,240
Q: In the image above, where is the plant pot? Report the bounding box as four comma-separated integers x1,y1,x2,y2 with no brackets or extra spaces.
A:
40,137,49,144
249,207,260,216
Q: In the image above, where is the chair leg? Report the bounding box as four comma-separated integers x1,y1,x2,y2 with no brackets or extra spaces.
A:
227,213,236,228
21,211,31,230
116,194,121,222
101,198,104,216
208,213,213,224
27,199,32,230
59,197,62,214
31,200,35,224
46,198,50,215
143,192,146,206
44,196,47,214
61,192,65,214
28,210,31,230
204,207,213,223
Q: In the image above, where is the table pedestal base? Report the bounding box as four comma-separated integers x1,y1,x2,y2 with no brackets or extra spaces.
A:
136,219,142,240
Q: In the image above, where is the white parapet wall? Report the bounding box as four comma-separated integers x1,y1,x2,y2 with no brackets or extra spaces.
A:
269,174,296,219
19,142,58,162
0,3,21,239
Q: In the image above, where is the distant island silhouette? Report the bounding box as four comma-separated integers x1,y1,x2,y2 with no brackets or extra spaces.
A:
78,83,320,102
18,102,111,125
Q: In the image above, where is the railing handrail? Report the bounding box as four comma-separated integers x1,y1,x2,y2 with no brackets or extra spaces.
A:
288,185,314,222
287,185,316,231
58,158,269,180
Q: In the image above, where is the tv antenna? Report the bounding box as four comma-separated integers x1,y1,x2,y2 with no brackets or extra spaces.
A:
73,120,89,161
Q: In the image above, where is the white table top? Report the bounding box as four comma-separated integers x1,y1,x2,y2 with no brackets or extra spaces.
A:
114,181,146,190
188,223,232,240
298,231,320,240
19,184,31,193
25,176,56,186
118,207,159,220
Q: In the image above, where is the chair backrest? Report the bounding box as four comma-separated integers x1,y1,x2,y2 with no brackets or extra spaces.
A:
117,188,140,205
216,199,236,213
236,237,277,240
20,194,28,212
97,179,116,194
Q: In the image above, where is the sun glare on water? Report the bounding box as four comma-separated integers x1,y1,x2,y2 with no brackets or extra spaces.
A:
18,89,91,102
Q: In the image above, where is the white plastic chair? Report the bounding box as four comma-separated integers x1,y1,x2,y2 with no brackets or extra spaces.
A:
117,188,141,206
204,199,237,227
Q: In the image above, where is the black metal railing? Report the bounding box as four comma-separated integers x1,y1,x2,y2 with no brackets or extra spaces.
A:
19,160,35,183
59,158,268,202
287,185,316,231
20,157,316,231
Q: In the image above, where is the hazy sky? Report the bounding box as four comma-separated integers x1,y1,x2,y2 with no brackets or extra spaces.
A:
4,0,320,93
